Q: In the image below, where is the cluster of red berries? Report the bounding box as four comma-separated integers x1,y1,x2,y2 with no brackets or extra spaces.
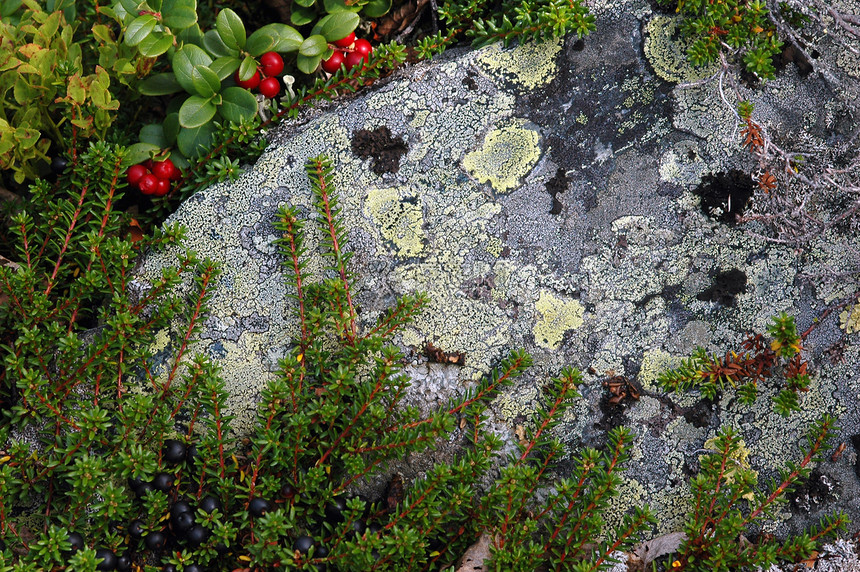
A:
127,158,180,197
233,51,284,99
321,33,373,74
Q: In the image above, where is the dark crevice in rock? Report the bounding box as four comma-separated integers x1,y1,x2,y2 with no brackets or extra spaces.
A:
545,167,569,215
351,126,408,174
682,397,720,429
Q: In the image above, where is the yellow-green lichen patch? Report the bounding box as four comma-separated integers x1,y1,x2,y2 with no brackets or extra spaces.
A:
533,290,584,350
365,187,426,258
644,15,718,83
701,435,757,501
485,235,504,257
475,37,562,90
840,299,860,334
462,118,542,194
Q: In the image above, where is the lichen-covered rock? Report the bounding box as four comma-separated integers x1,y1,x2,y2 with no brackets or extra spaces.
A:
136,2,860,542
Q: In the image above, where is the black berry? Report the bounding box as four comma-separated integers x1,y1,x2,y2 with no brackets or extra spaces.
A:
67,532,85,552
313,543,329,558
170,500,192,519
116,554,133,572
127,520,144,538
294,535,314,554
50,156,69,175
350,519,366,536
95,548,117,571
185,444,199,465
171,511,195,535
162,439,187,464
324,497,346,524
248,497,270,518
134,482,154,498
144,531,167,551
185,525,210,548
185,565,204,572
162,565,177,572
198,495,221,514
152,472,174,492
280,483,296,498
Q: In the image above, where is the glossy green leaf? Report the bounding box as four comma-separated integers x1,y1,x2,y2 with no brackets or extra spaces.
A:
139,123,167,147
323,0,361,14
216,8,246,50
315,13,360,42
125,14,156,46
172,44,213,94
219,86,257,123
203,29,238,58
210,56,241,80
163,112,180,145
362,0,391,18
295,0,315,7
138,32,173,57
291,7,316,26
177,121,216,157
138,73,183,95
296,53,323,74
299,35,328,58
246,28,279,56
177,23,204,46
162,0,197,29
238,56,258,81
126,142,161,165
191,64,220,97
270,24,304,52
178,95,217,128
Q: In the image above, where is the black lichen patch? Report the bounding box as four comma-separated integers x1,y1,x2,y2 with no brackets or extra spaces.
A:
693,170,755,223
682,397,719,429
697,268,747,306
788,469,840,514
351,126,408,175
545,167,569,215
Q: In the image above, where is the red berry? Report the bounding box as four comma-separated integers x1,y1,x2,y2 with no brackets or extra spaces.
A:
259,77,280,99
154,178,170,197
234,69,261,90
127,164,147,187
152,159,177,181
334,32,355,48
353,39,372,57
321,51,345,74
139,173,158,195
143,159,153,170
345,50,369,70
259,52,284,77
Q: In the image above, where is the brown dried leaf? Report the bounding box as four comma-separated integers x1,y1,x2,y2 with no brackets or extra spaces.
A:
515,424,527,445
629,532,686,567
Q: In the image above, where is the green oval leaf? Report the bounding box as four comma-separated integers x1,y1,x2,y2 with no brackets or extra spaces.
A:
125,14,156,47
172,44,213,94
203,29,238,57
137,73,183,95
299,35,328,58
177,23,204,46
246,28,278,57
218,86,258,123
177,122,216,157
295,0,315,7
362,0,391,18
161,0,197,29
163,112,180,145
178,95,217,128
126,142,161,165
210,56,241,80
139,123,167,147
318,12,359,42
238,55,258,81
191,64,220,97
216,8,246,50
269,24,304,53
323,0,361,14
291,7,316,26
296,53,323,74
138,32,174,57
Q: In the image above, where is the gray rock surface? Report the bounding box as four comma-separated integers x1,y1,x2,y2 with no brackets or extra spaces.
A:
136,0,860,545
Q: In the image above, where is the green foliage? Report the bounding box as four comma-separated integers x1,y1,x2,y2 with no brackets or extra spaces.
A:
675,417,847,571
666,0,783,79
657,313,810,416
